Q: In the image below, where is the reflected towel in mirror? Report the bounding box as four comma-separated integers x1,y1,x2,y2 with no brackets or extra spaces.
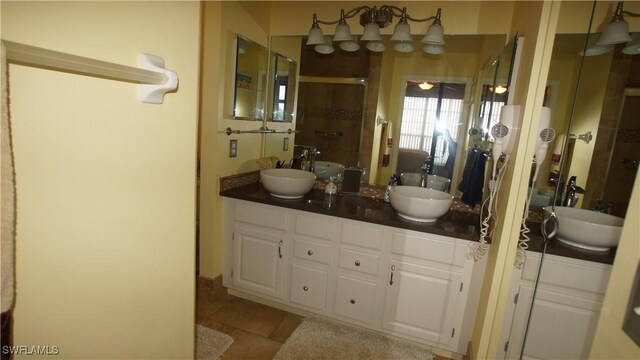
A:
382,121,393,167
458,147,488,208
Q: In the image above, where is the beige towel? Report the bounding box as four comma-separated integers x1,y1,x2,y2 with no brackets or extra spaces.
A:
1,42,16,313
382,121,392,167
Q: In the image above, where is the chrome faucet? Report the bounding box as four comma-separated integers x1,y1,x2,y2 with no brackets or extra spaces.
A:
420,156,432,188
294,145,321,173
562,176,585,207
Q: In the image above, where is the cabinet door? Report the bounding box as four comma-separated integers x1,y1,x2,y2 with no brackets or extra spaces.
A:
334,274,377,324
290,263,328,311
382,260,461,345
505,285,603,360
233,226,285,299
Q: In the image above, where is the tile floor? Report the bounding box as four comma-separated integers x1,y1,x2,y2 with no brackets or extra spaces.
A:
196,285,453,360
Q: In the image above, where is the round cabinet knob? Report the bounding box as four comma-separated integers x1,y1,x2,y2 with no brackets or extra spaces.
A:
307,250,313,256
350,299,356,304
354,260,361,267
303,286,309,291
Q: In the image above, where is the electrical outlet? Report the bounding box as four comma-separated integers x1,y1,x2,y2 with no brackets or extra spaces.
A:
229,139,237,158
283,137,289,151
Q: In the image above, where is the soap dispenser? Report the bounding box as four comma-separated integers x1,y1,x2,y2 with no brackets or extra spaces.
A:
325,176,338,195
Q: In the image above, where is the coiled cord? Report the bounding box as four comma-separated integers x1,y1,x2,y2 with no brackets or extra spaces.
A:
467,156,509,262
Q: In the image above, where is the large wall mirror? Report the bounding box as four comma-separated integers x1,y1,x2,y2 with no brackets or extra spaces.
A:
509,1,639,358
529,7,639,218
232,36,269,121
265,34,520,191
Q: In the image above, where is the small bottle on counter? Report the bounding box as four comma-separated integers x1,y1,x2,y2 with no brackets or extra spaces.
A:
325,176,338,195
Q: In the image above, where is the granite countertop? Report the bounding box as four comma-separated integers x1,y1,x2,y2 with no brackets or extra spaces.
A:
220,182,616,265
221,183,481,242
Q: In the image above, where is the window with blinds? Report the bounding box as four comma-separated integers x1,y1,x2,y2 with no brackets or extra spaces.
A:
399,82,466,167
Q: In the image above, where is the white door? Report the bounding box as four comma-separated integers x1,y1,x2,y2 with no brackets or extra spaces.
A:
505,285,603,359
382,260,461,345
233,226,285,299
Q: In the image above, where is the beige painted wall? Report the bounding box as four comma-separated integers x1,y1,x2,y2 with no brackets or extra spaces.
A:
2,1,200,358
590,174,640,359
471,1,560,358
567,53,612,206
269,1,514,36
199,1,272,278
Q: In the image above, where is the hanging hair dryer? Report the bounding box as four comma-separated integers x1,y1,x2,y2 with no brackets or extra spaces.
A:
533,107,556,182
490,105,521,177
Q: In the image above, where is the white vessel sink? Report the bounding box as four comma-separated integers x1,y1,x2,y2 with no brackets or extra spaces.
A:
400,173,451,192
389,186,453,222
313,161,345,179
544,206,624,251
260,168,316,199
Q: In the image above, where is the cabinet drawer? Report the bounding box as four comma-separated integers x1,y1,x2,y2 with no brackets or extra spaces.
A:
295,214,335,240
293,239,331,265
235,201,287,231
391,232,456,265
290,263,328,311
334,275,377,324
338,248,380,276
341,222,383,250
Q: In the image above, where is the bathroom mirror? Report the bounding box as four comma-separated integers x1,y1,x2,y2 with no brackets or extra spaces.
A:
232,36,269,120
469,40,515,147
267,53,297,122
265,34,514,188
531,30,639,218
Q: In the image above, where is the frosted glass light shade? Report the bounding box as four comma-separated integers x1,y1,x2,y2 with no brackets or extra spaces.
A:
366,41,386,52
314,36,334,54
340,38,360,52
596,20,632,45
394,41,414,53
622,33,640,55
422,23,445,45
307,26,326,45
391,21,412,42
580,45,612,56
423,44,444,55
361,23,382,42
334,22,353,42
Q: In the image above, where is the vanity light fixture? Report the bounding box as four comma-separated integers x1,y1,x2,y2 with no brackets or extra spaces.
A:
418,81,434,90
489,85,508,94
306,5,445,54
596,1,639,46
622,33,640,55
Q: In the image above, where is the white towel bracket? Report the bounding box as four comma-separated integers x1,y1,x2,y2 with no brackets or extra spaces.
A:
2,40,178,104
139,53,178,104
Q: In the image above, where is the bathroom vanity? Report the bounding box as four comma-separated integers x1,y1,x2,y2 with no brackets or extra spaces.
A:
498,251,612,359
221,183,487,355
220,182,615,358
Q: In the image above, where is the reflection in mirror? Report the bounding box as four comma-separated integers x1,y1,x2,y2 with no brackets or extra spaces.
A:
233,36,268,121
269,53,297,122
265,34,514,188
532,32,639,219
296,78,366,169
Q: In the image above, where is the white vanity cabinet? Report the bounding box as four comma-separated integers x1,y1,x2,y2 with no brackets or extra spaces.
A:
222,198,487,355
382,228,486,351
287,213,335,312
499,252,612,359
228,201,289,300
